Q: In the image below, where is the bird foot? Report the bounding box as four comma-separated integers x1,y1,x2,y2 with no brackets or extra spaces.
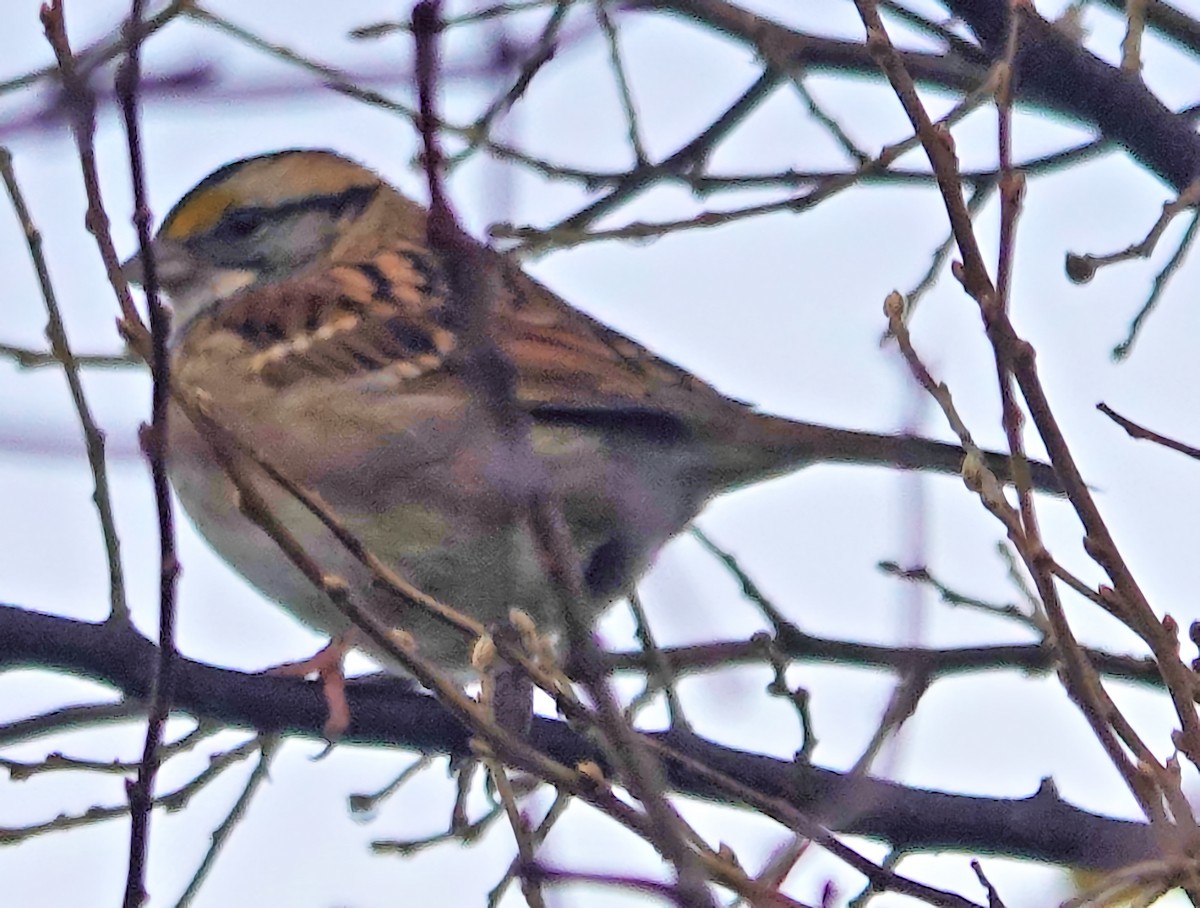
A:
268,634,354,741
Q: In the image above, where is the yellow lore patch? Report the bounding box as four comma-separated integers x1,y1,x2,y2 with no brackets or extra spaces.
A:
163,187,237,240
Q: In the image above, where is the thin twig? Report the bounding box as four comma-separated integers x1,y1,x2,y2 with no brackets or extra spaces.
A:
0,701,144,746
348,754,435,816
350,1,556,38
762,637,818,760
0,148,130,626
849,671,930,776
789,73,868,164
1111,209,1200,361
0,737,261,846
372,803,503,856
0,343,137,369
448,0,571,166
498,66,999,251
625,591,692,732
1065,177,1200,286
114,0,182,902
2,722,216,780
487,791,572,907
534,67,783,238
173,737,280,908
0,0,190,96
594,0,649,165
484,752,546,908
1097,403,1200,461
877,561,1039,632
970,859,1008,908
750,833,812,900
691,527,791,631
989,7,1038,611
640,732,985,908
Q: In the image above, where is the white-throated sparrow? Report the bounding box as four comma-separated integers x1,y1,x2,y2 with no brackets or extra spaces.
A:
124,149,1058,675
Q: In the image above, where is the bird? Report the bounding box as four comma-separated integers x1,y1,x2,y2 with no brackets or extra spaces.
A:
123,149,1060,696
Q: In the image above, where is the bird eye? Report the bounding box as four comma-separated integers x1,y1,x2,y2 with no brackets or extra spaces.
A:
212,208,263,241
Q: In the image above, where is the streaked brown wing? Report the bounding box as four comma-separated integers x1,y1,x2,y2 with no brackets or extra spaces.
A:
211,244,457,388
209,240,730,416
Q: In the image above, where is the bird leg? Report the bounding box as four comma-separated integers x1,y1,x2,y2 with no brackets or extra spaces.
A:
267,630,360,740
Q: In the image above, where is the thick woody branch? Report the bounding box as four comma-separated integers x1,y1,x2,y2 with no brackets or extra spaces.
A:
652,0,1200,191
942,0,1200,189
0,602,1162,873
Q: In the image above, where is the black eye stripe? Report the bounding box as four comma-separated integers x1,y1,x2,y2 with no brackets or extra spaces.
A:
206,184,379,240
211,209,262,240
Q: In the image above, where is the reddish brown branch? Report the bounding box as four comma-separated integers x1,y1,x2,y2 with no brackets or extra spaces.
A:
112,0,181,904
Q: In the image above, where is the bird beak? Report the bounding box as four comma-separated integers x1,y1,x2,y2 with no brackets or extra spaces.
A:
121,237,190,290
121,249,144,286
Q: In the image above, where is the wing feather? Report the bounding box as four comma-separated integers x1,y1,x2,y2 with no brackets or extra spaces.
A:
204,235,731,420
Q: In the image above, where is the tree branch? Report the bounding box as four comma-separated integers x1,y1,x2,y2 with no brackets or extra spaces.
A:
0,602,1160,872
651,0,1200,191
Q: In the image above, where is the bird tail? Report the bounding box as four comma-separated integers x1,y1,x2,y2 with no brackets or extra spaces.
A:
701,411,1063,495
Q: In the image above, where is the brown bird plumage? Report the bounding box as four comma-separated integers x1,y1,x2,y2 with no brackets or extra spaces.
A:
126,149,1059,673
